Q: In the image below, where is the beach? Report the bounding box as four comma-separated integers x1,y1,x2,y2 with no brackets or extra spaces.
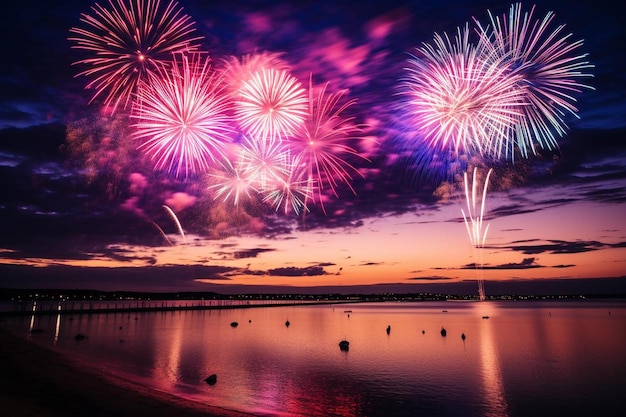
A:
0,325,252,417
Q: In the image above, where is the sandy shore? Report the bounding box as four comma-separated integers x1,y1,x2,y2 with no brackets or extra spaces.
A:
0,325,253,417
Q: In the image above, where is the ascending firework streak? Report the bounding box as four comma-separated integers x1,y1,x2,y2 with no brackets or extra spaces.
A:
162,205,186,244
461,167,493,301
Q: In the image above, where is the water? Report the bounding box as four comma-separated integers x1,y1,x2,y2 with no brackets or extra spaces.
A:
2,300,625,416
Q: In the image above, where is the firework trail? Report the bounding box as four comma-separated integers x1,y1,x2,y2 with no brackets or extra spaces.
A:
402,25,525,158
474,3,594,159
235,68,308,141
131,53,235,178
461,167,493,301
151,221,173,245
290,78,368,212
162,204,186,244
69,0,202,113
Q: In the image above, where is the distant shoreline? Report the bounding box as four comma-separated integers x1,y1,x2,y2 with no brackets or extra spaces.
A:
0,299,359,317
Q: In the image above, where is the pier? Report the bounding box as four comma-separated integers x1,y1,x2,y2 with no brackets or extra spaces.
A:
0,298,358,317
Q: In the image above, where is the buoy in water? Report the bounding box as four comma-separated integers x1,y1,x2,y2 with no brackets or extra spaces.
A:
205,374,217,385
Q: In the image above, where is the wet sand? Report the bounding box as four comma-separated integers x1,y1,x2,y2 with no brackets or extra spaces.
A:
0,326,253,417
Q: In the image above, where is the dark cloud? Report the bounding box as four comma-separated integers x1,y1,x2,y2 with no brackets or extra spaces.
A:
501,239,622,255
407,276,452,281
267,265,328,277
462,257,542,270
0,264,236,292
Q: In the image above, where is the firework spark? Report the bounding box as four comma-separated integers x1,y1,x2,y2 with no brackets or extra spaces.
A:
69,0,202,113
461,167,493,301
235,68,308,141
131,53,235,177
402,25,525,157
475,3,595,159
290,78,368,211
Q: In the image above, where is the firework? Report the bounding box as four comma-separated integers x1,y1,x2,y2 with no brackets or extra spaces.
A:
235,68,308,141
290,78,367,211
220,51,291,96
69,0,202,112
261,166,312,215
207,160,257,207
461,167,493,301
162,204,186,244
238,135,291,191
402,25,525,157
131,53,234,178
474,3,594,159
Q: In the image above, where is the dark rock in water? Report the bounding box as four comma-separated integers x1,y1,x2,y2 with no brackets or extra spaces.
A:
339,340,350,351
205,374,217,385
230,322,239,327
461,333,466,340
440,327,447,337
74,333,87,341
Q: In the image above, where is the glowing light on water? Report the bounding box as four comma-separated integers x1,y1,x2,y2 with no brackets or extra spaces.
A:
461,167,493,301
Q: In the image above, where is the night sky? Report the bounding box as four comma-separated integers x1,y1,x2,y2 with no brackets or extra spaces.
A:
0,0,624,295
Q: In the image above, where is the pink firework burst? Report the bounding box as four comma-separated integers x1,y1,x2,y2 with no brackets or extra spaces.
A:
220,51,291,97
402,25,525,157
131,53,234,177
235,68,308,141
207,160,257,207
69,0,202,112
261,165,312,215
474,3,594,159
290,78,368,211
238,135,291,191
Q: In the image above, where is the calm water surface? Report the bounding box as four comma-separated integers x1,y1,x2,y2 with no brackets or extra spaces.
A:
3,300,625,416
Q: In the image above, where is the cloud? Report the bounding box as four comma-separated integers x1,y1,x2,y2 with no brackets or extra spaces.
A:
407,276,452,281
0,264,237,292
164,192,197,212
503,240,610,255
462,257,542,270
267,265,328,276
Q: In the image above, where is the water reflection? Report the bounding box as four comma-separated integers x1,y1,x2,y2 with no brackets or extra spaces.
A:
475,303,508,417
54,305,62,344
4,301,626,417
